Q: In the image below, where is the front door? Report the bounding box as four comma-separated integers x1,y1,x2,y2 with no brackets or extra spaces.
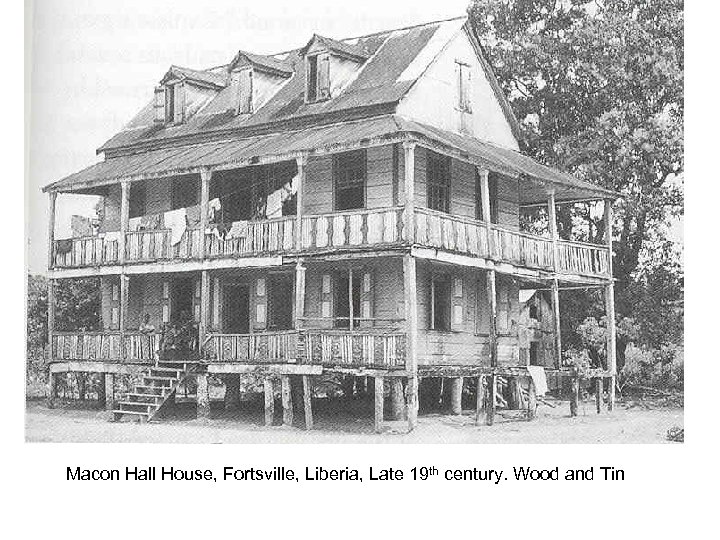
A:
222,284,250,334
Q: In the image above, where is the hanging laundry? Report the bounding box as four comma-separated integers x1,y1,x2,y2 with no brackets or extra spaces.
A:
208,198,222,222
185,204,201,226
139,213,162,230
163,208,187,245
128,216,143,231
71,215,93,237
228,220,248,239
526,365,549,396
266,187,284,218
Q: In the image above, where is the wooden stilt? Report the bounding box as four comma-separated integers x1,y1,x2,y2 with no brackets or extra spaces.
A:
389,378,405,420
281,375,293,427
403,254,419,431
570,376,579,417
595,377,603,414
449,377,463,415
475,375,485,425
508,377,521,409
196,372,210,419
46,372,57,409
224,374,241,411
302,375,313,430
527,377,537,420
486,374,497,426
263,378,275,426
104,373,115,411
374,375,384,433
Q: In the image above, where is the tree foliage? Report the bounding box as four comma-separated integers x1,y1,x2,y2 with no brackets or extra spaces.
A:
468,0,683,369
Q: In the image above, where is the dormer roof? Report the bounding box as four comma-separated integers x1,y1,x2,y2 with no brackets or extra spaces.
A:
300,34,370,62
160,65,228,89
228,51,294,77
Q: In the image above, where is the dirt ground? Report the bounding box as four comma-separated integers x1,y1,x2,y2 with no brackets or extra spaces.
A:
25,395,683,443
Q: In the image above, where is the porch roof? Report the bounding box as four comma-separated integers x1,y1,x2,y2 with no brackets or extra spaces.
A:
43,115,617,203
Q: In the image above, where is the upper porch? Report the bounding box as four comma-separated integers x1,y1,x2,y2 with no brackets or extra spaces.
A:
45,117,616,282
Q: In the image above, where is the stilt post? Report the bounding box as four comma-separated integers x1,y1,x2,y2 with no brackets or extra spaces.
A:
389,378,406,420
196,372,210,419
281,375,293,426
475,375,485,425
595,377,603,414
263,378,275,426
570,375,579,417
486,374,497,426
527,377,537,420
199,270,210,350
449,377,463,415
374,375,385,433
403,254,419,430
302,375,313,430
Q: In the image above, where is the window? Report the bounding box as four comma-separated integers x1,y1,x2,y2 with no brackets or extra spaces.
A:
129,182,146,219
306,53,330,102
430,275,451,331
475,170,499,224
268,274,294,330
171,175,199,210
334,150,366,211
427,151,451,213
529,298,540,321
456,62,472,113
165,86,175,123
335,270,362,329
529,342,540,366
236,69,253,114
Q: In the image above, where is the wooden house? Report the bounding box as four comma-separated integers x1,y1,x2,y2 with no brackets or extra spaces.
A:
43,16,618,431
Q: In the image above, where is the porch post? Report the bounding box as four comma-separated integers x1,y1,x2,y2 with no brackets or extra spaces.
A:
548,191,563,369
119,180,130,263
604,199,617,411
47,191,57,268
374,375,384,433
403,254,419,431
294,259,306,330
264,377,275,426
449,377,463,415
199,270,210,351
46,278,56,408
281,375,293,426
486,269,498,425
199,168,211,258
295,154,307,251
196,372,210,419
302,375,314,430
403,141,416,243
477,168,495,256
119,274,129,360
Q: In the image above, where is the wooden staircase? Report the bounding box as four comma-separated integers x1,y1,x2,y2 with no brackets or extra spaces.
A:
111,361,196,422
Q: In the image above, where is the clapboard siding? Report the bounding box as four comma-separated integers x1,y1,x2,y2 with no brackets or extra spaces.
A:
366,145,395,209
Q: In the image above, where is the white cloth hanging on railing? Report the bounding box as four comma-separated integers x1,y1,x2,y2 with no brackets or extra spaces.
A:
128,216,142,231
526,365,548,396
163,208,187,246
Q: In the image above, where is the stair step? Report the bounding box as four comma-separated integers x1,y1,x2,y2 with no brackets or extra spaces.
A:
144,376,178,381
112,409,150,417
125,393,166,400
151,366,185,373
118,401,154,409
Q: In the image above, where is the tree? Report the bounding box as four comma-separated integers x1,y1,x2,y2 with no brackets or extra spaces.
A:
468,0,684,362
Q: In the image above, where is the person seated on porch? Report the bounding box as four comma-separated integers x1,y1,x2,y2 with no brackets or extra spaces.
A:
139,313,155,335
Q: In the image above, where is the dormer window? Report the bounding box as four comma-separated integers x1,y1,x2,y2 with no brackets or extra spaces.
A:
227,51,293,115
306,53,330,103
154,82,185,125
230,68,254,114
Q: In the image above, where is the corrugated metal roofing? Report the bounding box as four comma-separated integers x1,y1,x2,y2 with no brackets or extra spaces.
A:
45,115,616,202
230,51,294,76
161,65,227,88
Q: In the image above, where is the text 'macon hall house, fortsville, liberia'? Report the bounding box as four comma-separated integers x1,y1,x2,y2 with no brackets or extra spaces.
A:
43,15,619,432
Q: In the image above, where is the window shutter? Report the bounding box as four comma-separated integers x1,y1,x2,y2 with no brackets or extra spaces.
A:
237,69,253,114
173,83,185,124
255,278,267,328
162,280,170,324
452,276,464,330
110,281,120,330
317,54,331,99
321,274,332,319
361,272,372,322
228,71,241,113
154,86,166,123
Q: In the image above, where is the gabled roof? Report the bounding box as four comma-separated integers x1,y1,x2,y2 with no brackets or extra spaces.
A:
97,17,465,155
160,65,227,89
300,34,370,61
228,51,294,77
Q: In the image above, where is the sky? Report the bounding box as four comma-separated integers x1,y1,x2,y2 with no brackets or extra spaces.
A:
26,0,471,274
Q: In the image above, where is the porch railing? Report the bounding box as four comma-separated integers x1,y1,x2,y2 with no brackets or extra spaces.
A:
301,207,404,251
556,239,610,277
51,331,157,363
302,331,406,368
204,331,299,363
205,216,296,258
53,236,119,268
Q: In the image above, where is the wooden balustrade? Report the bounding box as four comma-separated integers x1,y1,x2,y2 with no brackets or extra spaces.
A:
414,208,491,257
491,227,555,270
301,207,404,251
53,236,119,268
302,331,406,368
557,240,610,277
205,217,296,258
51,331,157,363
204,331,299,363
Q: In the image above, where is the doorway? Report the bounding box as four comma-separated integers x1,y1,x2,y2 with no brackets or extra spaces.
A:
171,278,195,324
223,284,250,334
268,274,293,330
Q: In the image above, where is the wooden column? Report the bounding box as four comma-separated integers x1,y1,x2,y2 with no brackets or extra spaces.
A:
348,267,354,329
477,168,495,256
302,375,313,430
486,374,497,426
264,378,275,426
281,375,293,426
604,199,617,411
403,141,416,243
46,278,56,408
119,181,130,263
474,375,485,425
403,254,419,430
374,375,384,433
196,372,210,419
389,378,405,420
47,192,57,268
104,373,115,411
119,274,129,359
294,260,306,330
595,377,603,414
526,377,537,420
199,168,211,258
570,376,580,416
548,191,563,368
295,154,306,250
486,270,498,367
449,377,463,415
199,270,210,349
